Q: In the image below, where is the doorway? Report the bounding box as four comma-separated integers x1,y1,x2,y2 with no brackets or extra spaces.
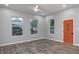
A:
63,19,73,45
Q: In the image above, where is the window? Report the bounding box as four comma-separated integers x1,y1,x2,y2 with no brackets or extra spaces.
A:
11,16,23,36
30,18,38,34
50,19,54,34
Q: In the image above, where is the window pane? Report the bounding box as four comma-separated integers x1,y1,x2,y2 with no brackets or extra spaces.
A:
50,19,54,34
30,18,38,34
12,16,23,36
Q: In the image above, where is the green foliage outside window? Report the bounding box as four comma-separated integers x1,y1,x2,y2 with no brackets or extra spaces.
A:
30,18,38,34
50,19,54,34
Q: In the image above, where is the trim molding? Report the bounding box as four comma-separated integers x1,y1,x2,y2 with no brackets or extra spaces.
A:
48,39,63,43
0,38,44,46
74,44,79,47
0,38,79,47
49,39,79,47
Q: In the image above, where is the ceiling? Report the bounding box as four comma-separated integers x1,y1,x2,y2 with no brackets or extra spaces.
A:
0,4,78,16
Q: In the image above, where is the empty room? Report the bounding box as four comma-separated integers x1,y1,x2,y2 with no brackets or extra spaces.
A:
0,4,79,54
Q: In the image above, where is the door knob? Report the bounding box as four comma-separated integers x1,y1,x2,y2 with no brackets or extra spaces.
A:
71,33,73,35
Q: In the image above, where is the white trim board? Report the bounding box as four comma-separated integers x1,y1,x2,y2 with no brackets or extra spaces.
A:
74,44,79,47
49,39,79,47
48,39,63,43
0,38,44,46
0,38,79,47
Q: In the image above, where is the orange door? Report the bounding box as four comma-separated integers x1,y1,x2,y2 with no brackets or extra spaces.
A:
64,19,73,45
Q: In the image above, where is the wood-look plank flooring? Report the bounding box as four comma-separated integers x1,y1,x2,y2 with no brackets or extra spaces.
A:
0,39,79,54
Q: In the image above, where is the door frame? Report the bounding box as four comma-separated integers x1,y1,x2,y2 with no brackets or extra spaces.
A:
63,18,74,45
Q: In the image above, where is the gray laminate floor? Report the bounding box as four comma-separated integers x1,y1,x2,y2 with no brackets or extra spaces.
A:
0,39,79,54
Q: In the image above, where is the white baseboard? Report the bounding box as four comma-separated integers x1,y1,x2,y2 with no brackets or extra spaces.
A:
0,38,44,46
48,39,63,43
74,44,79,47
49,39,79,47
0,38,79,47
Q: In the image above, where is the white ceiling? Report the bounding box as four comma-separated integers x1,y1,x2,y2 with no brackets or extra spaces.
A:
0,4,79,16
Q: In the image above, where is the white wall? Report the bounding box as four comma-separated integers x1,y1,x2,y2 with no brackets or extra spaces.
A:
45,6,79,46
1,6,79,46
0,7,45,45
